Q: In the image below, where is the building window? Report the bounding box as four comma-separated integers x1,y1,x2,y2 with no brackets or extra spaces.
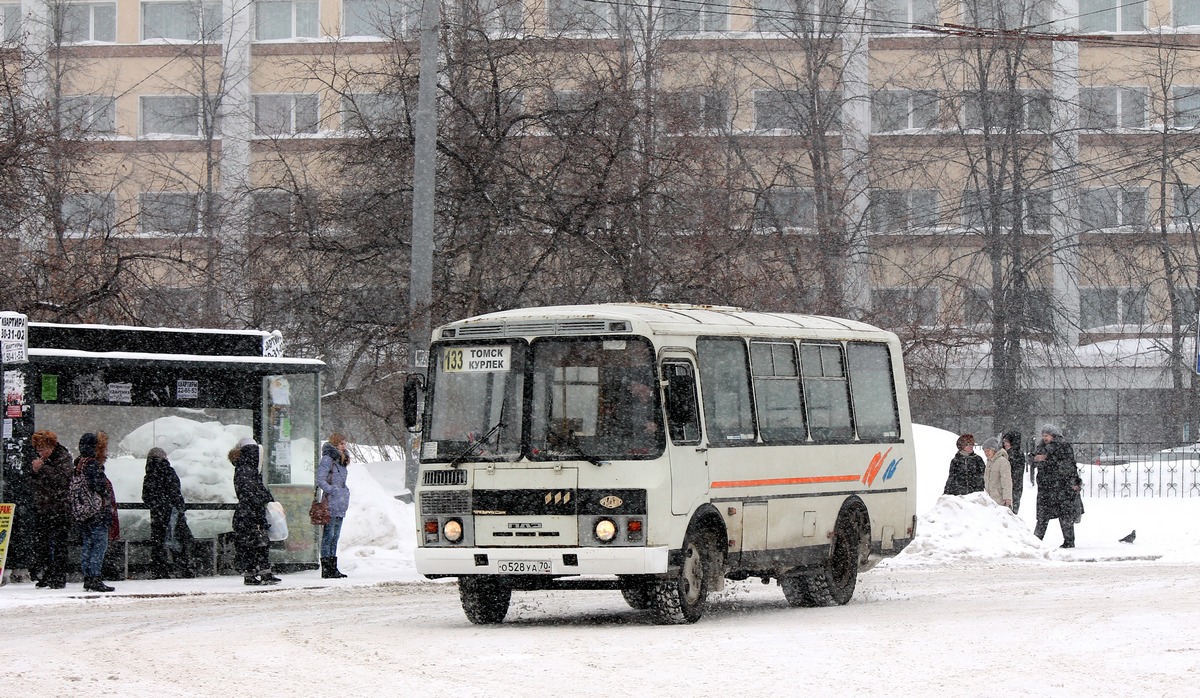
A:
755,187,816,230
54,2,117,43
964,0,1047,29
255,0,318,40
1080,0,1145,31
963,287,992,325
251,189,314,235
460,0,523,35
1080,287,1146,328
254,94,319,135
547,0,616,32
60,95,117,135
140,287,205,326
143,1,223,41
1173,184,1200,226
868,189,939,231
61,193,116,236
1080,87,1146,129
662,0,728,32
962,189,1051,230
872,89,939,132
870,287,938,327
141,95,203,136
868,0,936,33
343,0,412,37
139,192,201,235
1,3,21,42
963,89,1050,131
1173,87,1200,128
1175,0,1200,27
658,91,729,132
755,89,841,132
755,0,840,32
1081,187,1147,230
341,93,409,132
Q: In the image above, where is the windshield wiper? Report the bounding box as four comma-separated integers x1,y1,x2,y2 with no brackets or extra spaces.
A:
559,432,602,467
448,409,506,469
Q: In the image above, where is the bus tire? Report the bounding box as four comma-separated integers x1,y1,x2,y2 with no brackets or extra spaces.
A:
620,578,655,610
459,576,512,625
650,526,718,624
787,512,866,607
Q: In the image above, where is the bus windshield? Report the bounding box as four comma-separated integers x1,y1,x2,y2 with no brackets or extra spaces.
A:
427,341,525,462
529,337,663,460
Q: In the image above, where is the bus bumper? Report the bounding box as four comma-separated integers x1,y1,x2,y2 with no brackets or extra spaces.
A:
415,546,670,577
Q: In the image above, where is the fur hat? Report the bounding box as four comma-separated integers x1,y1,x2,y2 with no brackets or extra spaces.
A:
982,436,1002,451
147,447,168,461
236,436,257,449
955,434,975,451
1041,423,1064,438
78,432,98,459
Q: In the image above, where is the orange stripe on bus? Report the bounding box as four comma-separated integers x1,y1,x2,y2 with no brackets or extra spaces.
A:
710,474,863,488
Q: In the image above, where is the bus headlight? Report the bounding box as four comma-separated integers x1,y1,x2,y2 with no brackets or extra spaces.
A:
443,518,464,543
594,518,618,543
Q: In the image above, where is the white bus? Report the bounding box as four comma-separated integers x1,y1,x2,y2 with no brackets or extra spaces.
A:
406,303,917,624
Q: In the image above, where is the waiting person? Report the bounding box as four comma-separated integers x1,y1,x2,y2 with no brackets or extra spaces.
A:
142,448,194,579
1002,431,1025,514
981,436,1014,510
1031,424,1079,548
316,433,351,579
30,430,74,589
231,437,281,586
943,434,985,496
74,433,116,592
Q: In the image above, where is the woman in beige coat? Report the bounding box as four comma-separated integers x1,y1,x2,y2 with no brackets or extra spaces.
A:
981,436,1014,510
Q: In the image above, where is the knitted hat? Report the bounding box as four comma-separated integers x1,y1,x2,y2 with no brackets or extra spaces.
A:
982,436,1002,451
1041,423,1064,438
78,432,98,458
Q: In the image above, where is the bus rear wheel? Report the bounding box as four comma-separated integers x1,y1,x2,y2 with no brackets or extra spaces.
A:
650,527,717,624
781,514,865,608
459,576,512,625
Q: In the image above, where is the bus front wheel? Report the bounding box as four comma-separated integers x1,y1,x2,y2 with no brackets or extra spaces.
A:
459,576,512,625
650,527,718,624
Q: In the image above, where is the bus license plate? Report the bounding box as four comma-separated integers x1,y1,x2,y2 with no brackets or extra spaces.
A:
497,560,551,574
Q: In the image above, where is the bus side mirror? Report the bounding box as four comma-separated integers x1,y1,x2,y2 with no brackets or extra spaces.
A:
665,371,696,424
402,374,424,432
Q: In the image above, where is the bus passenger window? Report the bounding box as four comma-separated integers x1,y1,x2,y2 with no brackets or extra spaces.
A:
750,341,806,443
847,343,901,441
697,338,755,444
800,343,853,442
663,361,701,445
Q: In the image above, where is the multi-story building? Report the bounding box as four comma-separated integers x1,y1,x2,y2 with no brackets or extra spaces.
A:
4,0,1198,449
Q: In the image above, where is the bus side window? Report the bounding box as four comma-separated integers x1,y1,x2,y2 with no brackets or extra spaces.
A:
663,361,701,445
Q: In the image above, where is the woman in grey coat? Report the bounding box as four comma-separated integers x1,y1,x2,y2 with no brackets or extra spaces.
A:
316,433,351,578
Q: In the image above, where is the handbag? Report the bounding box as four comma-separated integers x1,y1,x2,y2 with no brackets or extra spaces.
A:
309,493,331,526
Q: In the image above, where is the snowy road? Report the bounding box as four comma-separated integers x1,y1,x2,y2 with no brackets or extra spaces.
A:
5,560,1199,697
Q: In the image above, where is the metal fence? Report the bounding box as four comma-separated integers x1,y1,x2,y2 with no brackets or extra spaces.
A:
1055,442,1200,498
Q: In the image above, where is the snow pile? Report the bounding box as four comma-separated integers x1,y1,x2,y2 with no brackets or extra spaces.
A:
336,461,417,577
885,492,1047,566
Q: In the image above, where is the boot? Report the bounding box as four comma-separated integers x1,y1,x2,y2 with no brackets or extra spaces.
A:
84,576,114,592
259,570,281,585
244,575,263,586
320,557,335,579
329,557,347,579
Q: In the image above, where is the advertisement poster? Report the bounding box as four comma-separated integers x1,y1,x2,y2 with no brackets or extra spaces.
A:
0,502,14,580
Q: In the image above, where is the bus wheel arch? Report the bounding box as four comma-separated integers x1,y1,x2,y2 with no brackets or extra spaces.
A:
781,498,870,608
649,506,726,624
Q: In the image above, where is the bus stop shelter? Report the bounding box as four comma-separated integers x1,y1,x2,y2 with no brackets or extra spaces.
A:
1,320,324,579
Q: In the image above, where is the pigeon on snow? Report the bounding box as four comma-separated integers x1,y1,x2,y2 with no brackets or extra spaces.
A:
1118,530,1136,544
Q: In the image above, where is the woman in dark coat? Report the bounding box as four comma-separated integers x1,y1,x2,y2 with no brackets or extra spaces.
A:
943,434,985,496
74,432,116,592
142,448,194,578
31,430,74,589
1002,431,1025,514
231,437,281,586
1031,424,1080,548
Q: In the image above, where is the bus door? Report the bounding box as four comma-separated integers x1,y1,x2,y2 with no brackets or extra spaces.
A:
661,356,707,515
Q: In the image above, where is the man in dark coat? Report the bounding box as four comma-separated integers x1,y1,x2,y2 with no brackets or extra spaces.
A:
1002,431,1025,514
943,434,985,496
1031,424,1080,548
231,437,280,586
142,448,194,578
30,430,74,589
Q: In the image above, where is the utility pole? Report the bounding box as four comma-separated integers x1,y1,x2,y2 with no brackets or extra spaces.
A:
406,0,439,502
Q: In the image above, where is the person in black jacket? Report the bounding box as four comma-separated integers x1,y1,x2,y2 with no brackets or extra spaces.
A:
231,437,281,586
1002,431,1025,514
31,430,74,589
943,434,985,496
74,432,116,592
1031,424,1080,548
142,448,194,579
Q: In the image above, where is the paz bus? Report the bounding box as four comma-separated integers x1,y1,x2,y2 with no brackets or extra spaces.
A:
405,303,917,624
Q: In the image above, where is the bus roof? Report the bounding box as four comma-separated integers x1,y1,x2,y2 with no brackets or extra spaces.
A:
437,303,896,341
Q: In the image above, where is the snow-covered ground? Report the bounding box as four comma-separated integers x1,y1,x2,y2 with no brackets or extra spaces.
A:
2,425,1198,696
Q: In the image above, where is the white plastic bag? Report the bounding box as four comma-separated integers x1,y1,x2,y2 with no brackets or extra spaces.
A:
265,501,289,542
